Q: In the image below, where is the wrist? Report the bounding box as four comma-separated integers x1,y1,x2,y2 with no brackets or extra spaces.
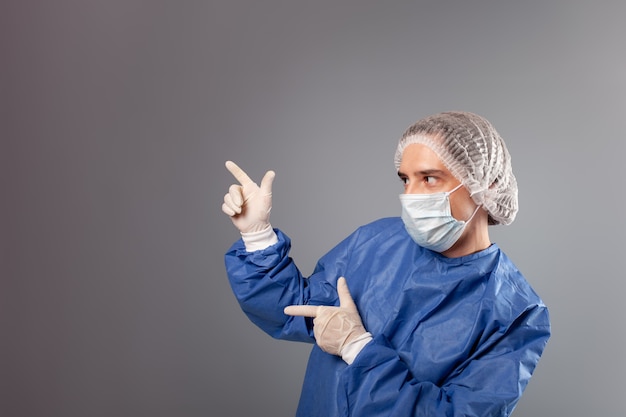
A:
340,332,373,365
241,225,278,252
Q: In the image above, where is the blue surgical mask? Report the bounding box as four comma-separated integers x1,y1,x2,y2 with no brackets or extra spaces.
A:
399,184,479,252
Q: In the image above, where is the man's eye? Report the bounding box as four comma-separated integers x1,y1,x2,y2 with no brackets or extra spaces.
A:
425,176,437,184
399,177,408,185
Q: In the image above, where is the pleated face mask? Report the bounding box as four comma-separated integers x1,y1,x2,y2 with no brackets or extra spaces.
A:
399,184,479,252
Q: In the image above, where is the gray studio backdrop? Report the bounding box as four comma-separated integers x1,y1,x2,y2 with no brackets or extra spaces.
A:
2,1,625,416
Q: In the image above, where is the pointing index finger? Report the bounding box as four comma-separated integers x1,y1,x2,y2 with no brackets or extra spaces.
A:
225,160,254,185
337,277,356,310
284,305,319,317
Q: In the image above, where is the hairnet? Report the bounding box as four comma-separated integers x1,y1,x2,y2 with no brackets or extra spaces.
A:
394,111,518,225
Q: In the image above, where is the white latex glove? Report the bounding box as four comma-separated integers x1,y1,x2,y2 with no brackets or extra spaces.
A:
284,277,372,364
222,160,275,234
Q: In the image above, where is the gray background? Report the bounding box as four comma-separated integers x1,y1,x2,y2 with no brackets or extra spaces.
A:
2,1,624,416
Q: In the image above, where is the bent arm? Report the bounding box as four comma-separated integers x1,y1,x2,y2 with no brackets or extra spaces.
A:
224,228,353,342
338,304,551,417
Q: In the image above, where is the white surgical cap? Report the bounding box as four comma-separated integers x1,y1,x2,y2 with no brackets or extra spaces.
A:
394,111,518,225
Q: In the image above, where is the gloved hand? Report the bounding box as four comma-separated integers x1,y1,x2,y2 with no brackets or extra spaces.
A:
222,160,276,234
284,277,372,364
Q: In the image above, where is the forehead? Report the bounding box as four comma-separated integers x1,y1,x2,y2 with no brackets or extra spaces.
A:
398,143,449,173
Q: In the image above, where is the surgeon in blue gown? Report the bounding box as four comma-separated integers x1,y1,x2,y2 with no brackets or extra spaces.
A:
221,111,550,417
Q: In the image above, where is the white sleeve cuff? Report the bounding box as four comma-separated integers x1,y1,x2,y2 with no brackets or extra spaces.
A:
340,332,373,365
240,225,278,252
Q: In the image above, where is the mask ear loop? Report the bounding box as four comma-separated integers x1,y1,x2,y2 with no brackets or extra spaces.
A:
464,205,481,224
449,183,482,224
445,183,464,195
460,185,482,224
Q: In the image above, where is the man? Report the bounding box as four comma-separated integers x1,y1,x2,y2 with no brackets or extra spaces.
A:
221,111,550,416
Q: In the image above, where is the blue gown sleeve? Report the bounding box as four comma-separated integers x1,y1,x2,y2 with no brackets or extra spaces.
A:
337,303,551,417
224,228,352,343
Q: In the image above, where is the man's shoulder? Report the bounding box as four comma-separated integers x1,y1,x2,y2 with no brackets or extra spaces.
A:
349,217,406,243
356,216,403,232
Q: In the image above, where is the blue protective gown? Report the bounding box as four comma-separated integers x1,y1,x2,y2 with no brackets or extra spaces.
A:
224,217,550,417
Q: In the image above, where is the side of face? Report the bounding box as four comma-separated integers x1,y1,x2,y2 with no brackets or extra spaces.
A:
397,143,477,222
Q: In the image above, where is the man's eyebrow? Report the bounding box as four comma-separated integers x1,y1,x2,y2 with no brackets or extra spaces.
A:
397,169,447,177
